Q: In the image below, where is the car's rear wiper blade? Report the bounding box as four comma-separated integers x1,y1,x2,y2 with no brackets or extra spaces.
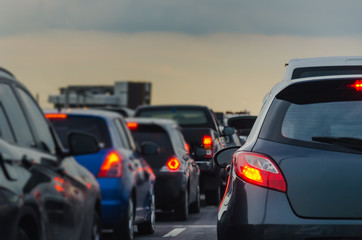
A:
311,136,362,152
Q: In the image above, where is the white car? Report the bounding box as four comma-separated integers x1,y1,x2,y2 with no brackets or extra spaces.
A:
283,56,362,82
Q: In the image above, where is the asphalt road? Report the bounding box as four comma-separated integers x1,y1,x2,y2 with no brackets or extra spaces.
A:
103,201,218,240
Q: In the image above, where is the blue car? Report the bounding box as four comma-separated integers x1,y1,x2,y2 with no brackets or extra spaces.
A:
45,109,156,240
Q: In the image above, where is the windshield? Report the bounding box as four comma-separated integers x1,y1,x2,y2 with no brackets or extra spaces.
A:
282,101,362,142
260,78,362,152
137,109,210,127
48,115,111,149
292,66,362,79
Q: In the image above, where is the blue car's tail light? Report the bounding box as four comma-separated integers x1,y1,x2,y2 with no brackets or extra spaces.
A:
233,152,287,192
98,151,123,178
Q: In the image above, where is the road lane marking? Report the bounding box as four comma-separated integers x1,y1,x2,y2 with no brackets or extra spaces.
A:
163,228,186,237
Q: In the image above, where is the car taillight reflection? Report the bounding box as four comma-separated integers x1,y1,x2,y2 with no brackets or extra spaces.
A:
98,151,123,178
167,157,180,171
233,152,286,192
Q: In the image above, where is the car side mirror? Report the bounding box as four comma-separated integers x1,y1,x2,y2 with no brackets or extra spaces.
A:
141,141,159,156
214,146,240,168
67,132,100,156
222,126,234,136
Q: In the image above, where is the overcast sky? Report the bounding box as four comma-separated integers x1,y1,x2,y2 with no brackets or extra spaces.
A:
2,0,362,36
1,1,362,114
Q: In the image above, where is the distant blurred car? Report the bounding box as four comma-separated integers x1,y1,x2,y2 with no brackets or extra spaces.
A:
126,118,200,220
226,115,257,145
134,105,233,206
45,109,156,240
215,74,362,240
220,126,242,147
92,106,135,117
0,68,102,240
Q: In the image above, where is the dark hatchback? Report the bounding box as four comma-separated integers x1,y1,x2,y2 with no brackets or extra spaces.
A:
127,118,200,220
0,68,102,240
215,75,362,240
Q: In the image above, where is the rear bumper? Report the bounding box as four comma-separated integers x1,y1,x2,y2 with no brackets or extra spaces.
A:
154,172,186,209
98,178,129,226
195,157,214,171
218,172,362,240
218,224,362,240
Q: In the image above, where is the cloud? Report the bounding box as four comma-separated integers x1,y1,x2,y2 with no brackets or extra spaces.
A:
1,0,362,37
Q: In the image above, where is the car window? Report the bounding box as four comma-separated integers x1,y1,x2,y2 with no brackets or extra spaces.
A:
292,66,362,80
130,125,174,169
114,118,131,149
282,102,362,142
173,128,188,156
0,83,34,147
49,115,111,149
0,105,15,143
17,87,56,154
261,79,362,152
137,109,209,127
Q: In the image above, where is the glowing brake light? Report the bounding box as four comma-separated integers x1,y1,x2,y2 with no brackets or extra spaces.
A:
167,157,180,171
203,136,212,145
127,122,138,130
98,151,123,178
349,80,362,91
185,143,190,154
233,152,286,192
45,113,67,119
203,136,213,157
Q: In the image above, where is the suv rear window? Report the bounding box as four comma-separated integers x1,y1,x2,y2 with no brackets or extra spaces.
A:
137,109,209,128
292,66,362,79
48,116,111,149
260,79,362,152
130,125,174,170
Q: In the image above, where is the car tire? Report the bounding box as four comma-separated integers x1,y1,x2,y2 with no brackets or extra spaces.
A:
115,197,134,240
205,185,221,206
174,190,189,221
91,211,102,240
189,186,200,214
137,192,155,234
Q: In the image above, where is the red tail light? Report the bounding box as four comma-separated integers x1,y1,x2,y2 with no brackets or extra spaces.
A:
45,113,67,119
233,152,286,192
203,136,213,157
185,143,190,154
167,157,180,171
98,151,123,178
349,80,362,91
127,122,138,130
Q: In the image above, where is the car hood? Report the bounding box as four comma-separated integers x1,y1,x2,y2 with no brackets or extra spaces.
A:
253,139,362,219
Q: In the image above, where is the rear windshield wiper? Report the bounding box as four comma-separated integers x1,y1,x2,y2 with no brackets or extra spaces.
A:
311,136,362,152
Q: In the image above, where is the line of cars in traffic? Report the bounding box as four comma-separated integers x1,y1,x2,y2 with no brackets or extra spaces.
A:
0,67,222,240
0,65,259,240
5,54,361,240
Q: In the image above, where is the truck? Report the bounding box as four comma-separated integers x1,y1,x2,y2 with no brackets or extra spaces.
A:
134,105,233,205
48,81,151,116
